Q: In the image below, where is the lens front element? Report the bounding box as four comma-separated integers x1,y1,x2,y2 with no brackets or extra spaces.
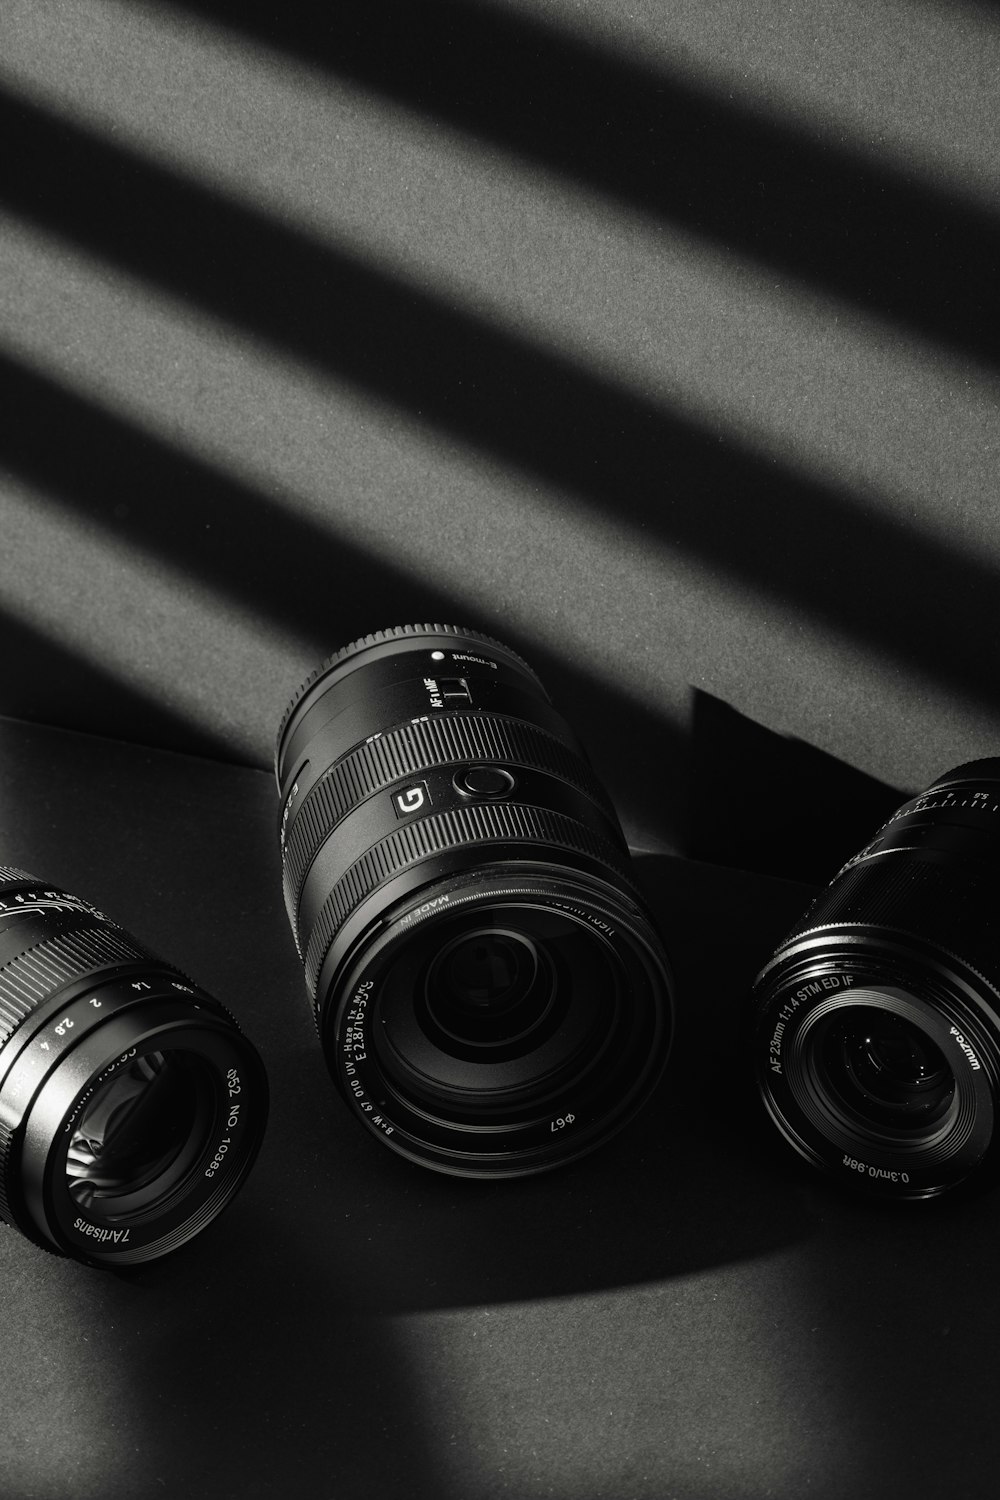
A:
66,1049,214,1216
818,1010,956,1132
425,928,548,1046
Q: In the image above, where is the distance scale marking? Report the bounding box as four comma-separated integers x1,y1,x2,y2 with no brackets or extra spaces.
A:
894,791,1000,818
0,888,108,922
0,973,199,1122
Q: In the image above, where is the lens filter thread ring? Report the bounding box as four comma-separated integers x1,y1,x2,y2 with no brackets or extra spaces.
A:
303,801,635,996
789,992,976,1161
326,874,669,1176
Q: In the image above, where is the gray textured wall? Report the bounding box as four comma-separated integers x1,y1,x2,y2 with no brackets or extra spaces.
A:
1,0,998,854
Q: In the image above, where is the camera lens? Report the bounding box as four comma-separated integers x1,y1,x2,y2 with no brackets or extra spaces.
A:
751,759,1000,1198
275,624,672,1177
0,868,267,1264
817,1011,955,1131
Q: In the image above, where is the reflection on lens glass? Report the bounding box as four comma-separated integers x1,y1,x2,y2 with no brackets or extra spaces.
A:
819,1010,956,1133
66,1050,210,1215
424,928,553,1049
379,908,617,1102
442,931,536,1010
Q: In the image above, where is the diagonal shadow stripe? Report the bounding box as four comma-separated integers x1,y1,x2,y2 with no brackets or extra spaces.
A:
0,92,997,722
0,352,690,838
145,0,1000,367
0,604,239,762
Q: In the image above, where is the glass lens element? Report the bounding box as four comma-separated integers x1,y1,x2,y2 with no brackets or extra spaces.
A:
818,1010,956,1132
66,1050,213,1214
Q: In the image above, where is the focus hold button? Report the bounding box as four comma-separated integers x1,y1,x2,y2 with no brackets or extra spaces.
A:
454,765,517,798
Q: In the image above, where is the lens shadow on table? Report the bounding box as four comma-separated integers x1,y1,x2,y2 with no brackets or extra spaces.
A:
83,854,814,1495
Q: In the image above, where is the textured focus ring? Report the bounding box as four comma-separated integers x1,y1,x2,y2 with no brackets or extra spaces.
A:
282,712,618,921
303,801,632,996
0,925,151,1045
0,1118,21,1229
787,854,1000,990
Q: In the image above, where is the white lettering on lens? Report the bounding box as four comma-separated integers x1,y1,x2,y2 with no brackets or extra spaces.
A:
949,1027,981,1070
840,1156,910,1186
280,781,298,846
451,653,496,669
395,786,425,814
344,981,372,1065
204,1138,232,1177
72,1218,131,1243
403,895,451,925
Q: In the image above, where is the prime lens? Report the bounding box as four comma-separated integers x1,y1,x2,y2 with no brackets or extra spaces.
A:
0,869,267,1264
275,625,672,1177
752,759,1000,1199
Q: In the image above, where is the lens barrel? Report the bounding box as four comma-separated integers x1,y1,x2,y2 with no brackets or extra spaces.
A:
752,759,1000,1199
0,869,267,1264
275,624,672,1177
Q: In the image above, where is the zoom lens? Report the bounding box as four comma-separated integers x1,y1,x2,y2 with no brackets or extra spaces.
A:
275,625,672,1177
0,869,267,1264
751,759,1000,1198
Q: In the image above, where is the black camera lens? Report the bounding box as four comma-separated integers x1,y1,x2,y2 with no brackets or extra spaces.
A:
0,869,267,1264
275,624,672,1177
751,759,1000,1198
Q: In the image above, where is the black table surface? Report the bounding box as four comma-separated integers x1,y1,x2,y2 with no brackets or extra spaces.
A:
0,712,994,1500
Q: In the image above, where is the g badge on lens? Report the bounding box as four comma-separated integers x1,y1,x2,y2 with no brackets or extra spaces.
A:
275,624,673,1177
